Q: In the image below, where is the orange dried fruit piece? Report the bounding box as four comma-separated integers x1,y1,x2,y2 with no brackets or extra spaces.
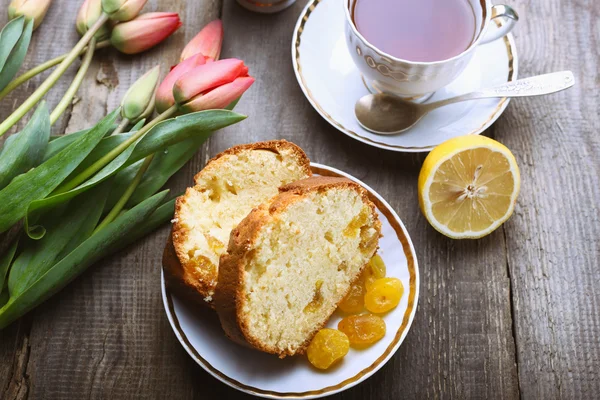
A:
307,329,350,370
338,278,366,313
338,314,386,346
364,277,403,314
363,254,386,290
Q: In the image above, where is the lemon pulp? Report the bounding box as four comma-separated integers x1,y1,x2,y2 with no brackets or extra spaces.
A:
418,135,520,239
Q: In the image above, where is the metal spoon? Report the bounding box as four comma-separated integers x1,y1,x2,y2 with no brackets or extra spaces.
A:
355,71,575,135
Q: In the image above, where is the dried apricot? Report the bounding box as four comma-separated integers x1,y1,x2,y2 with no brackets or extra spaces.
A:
338,279,366,313
364,278,403,313
307,329,350,370
362,254,386,290
338,314,386,346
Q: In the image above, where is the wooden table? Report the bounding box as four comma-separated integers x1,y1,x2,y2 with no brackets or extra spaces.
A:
1,0,598,398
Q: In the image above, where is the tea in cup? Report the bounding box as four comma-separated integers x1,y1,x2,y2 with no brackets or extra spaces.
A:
344,0,519,97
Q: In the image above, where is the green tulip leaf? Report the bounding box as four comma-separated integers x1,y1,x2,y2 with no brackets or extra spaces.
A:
0,286,8,308
0,16,25,72
0,18,33,91
62,119,145,175
0,102,50,190
106,135,206,211
0,110,119,234
26,133,147,232
43,121,126,161
0,239,19,298
0,190,168,329
128,110,246,164
8,183,109,298
111,194,178,253
43,129,91,161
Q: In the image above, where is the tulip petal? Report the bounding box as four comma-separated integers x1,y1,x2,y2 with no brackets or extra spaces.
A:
103,0,148,22
8,0,53,30
76,0,109,38
173,58,246,104
155,53,207,113
180,76,255,113
121,65,160,121
180,19,223,61
110,12,181,54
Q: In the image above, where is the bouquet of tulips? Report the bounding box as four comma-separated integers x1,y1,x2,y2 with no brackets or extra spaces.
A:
0,0,255,329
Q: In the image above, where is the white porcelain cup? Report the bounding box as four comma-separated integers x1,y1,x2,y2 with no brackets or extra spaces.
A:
344,0,519,98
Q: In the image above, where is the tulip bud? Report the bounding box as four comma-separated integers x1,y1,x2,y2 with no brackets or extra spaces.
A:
155,53,207,113
180,19,223,62
121,65,160,122
102,0,146,22
179,76,254,113
76,0,109,39
110,12,182,55
173,58,254,113
8,0,53,30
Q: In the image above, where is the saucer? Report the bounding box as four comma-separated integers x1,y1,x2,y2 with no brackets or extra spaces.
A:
291,0,519,152
162,163,419,399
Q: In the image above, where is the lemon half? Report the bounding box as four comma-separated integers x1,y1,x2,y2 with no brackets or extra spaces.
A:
418,135,520,239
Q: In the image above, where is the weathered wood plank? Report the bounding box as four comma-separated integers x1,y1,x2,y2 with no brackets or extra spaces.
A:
496,0,600,398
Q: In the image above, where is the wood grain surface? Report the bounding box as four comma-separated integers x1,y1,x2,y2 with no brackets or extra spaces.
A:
0,0,598,399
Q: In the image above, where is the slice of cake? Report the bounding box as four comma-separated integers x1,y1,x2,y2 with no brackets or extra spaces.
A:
163,140,312,306
214,176,381,357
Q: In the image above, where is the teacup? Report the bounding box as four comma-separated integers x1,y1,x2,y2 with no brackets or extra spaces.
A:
344,0,519,98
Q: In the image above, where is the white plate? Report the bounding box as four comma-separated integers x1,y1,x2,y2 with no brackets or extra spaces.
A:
162,163,420,399
291,0,519,152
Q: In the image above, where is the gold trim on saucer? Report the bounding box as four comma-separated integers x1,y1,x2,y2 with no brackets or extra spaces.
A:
164,164,419,399
292,0,517,152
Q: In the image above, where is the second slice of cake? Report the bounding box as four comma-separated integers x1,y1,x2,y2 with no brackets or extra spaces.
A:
215,176,382,358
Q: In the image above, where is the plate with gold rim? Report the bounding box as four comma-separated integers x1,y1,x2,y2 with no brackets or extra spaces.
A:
291,0,519,152
161,163,419,399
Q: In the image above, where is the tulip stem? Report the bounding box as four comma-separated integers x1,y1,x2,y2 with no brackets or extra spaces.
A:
53,105,178,194
112,118,130,136
0,13,110,138
93,154,155,235
50,38,97,125
0,40,111,102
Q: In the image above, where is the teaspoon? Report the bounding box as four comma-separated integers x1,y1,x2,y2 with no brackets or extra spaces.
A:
355,71,575,135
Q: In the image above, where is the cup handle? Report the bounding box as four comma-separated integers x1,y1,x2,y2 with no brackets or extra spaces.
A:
480,5,519,44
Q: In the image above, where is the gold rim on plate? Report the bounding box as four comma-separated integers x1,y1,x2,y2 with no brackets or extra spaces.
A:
162,163,420,399
291,0,518,152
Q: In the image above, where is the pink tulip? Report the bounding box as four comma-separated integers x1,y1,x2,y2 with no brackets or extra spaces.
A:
110,12,182,54
180,19,224,62
173,58,254,113
155,53,207,113
181,76,254,112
